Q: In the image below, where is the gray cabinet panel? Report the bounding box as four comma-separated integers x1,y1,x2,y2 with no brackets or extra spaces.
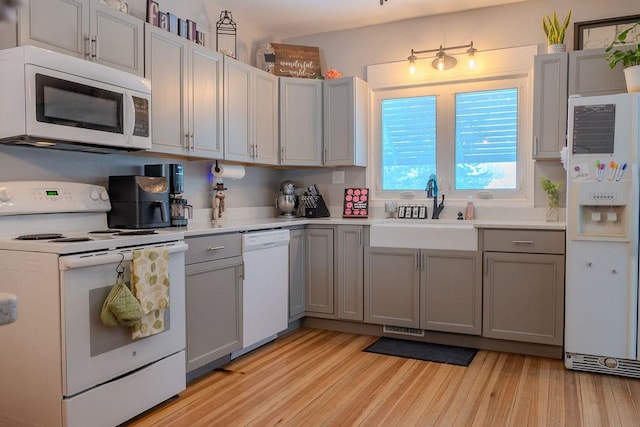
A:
364,247,419,328
483,251,564,346
336,225,363,321
420,250,481,335
532,53,567,159
305,227,334,315
568,48,626,97
185,256,242,372
289,228,306,321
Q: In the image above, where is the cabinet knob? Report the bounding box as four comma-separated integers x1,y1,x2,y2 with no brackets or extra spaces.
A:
611,269,617,274
586,262,592,267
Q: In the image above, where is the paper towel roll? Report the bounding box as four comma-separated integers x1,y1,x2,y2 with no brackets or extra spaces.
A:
211,163,246,180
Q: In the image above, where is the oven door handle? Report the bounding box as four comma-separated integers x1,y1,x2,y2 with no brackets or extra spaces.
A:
59,242,188,270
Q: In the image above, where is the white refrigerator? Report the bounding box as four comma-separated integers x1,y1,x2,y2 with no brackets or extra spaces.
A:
565,93,640,377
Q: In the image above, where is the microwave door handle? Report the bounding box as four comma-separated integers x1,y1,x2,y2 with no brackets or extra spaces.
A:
125,93,135,140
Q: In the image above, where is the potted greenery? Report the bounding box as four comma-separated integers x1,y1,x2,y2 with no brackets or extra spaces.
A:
605,21,640,92
542,10,572,53
540,177,560,222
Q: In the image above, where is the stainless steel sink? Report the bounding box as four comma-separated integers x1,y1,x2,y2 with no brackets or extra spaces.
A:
369,219,478,250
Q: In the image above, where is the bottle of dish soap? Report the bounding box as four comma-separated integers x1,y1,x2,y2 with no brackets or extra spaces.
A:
464,196,475,220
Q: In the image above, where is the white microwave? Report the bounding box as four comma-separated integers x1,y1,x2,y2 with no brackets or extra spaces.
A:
0,46,151,153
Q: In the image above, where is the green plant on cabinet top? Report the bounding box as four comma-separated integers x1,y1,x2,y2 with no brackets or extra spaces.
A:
605,22,640,69
542,10,572,45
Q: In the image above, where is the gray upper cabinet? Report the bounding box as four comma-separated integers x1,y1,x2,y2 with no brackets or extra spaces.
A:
323,77,369,167
17,0,144,76
145,24,223,159
280,77,323,166
532,53,567,160
568,48,627,97
533,48,626,160
224,57,279,165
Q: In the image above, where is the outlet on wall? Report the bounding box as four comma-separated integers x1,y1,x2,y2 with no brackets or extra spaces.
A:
332,171,345,184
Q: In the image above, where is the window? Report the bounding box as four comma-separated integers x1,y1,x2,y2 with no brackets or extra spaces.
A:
374,75,530,202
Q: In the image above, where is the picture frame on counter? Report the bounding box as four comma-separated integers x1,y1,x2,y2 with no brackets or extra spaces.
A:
574,14,640,50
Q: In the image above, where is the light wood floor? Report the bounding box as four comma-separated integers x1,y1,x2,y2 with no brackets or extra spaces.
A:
126,328,640,426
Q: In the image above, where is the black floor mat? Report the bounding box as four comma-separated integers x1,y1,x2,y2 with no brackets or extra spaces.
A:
363,337,477,367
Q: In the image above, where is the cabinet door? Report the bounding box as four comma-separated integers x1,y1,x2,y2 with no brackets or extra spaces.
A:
569,48,627,97
289,228,306,321
336,226,363,321
483,252,564,345
145,24,188,155
364,247,420,328
532,53,567,160
253,70,279,165
92,1,144,76
420,250,481,335
305,227,334,316
280,77,323,166
19,0,89,58
190,45,223,158
323,77,368,167
186,257,242,372
224,58,253,162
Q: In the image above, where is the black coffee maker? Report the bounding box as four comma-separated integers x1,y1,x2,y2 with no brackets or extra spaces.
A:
107,176,170,228
145,164,192,226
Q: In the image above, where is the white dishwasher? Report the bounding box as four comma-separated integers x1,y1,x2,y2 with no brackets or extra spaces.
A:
232,229,290,359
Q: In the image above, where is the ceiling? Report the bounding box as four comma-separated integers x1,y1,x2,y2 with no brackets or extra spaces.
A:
210,0,527,39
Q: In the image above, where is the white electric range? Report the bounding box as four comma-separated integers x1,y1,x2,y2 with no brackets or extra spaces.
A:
0,180,188,427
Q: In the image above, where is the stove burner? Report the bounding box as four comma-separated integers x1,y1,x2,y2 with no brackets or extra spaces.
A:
16,233,64,240
115,230,158,236
50,237,93,243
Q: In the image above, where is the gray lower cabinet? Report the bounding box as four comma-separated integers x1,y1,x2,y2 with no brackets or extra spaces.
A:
305,227,335,316
364,247,481,333
420,250,482,335
364,247,420,328
289,227,306,321
185,233,242,373
336,225,364,321
482,229,565,346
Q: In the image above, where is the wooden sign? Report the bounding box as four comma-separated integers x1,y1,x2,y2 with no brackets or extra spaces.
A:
270,43,321,78
343,188,369,218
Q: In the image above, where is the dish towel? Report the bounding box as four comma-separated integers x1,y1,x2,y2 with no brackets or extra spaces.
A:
131,247,170,339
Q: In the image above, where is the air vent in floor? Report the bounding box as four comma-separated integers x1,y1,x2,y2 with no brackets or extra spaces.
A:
383,325,425,337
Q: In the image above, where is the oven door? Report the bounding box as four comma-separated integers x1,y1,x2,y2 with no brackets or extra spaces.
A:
59,241,187,397
25,64,151,150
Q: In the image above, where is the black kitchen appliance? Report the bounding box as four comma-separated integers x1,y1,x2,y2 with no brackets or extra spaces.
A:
145,164,192,226
107,175,170,228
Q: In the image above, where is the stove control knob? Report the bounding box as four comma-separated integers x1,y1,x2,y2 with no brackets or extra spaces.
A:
100,190,109,201
0,187,10,202
89,190,100,201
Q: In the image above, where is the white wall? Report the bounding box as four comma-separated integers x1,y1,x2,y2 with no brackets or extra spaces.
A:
284,0,639,208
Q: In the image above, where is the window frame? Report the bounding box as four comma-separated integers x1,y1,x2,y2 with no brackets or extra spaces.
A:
370,73,533,206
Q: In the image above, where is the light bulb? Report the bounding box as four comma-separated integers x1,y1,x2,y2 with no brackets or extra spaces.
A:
468,55,475,69
437,57,445,71
408,53,417,75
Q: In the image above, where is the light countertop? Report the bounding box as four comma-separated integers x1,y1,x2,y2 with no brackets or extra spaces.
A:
177,215,565,237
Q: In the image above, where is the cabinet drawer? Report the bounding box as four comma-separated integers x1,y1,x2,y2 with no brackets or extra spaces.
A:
186,233,242,264
483,229,565,254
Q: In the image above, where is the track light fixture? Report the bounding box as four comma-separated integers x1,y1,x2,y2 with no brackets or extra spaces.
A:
407,41,477,74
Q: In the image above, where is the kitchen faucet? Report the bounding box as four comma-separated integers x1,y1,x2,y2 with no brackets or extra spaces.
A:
426,174,445,219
